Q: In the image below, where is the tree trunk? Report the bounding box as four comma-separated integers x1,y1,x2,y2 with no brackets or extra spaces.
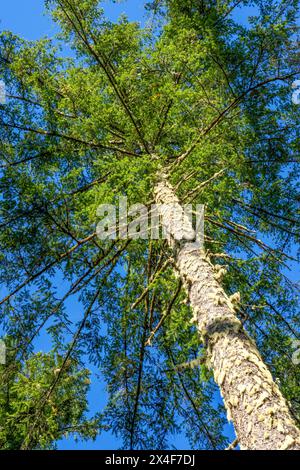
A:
154,175,300,450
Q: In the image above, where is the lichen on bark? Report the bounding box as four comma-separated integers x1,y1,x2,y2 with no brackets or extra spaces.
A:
154,175,300,450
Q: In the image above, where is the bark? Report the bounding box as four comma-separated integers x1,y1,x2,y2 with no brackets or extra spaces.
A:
154,175,300,450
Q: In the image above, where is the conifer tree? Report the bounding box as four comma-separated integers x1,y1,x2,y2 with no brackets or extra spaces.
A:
0,339,101,449
0,0,299,449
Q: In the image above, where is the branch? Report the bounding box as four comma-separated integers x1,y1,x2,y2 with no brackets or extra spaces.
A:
130,258,172,310
0,233,97,306
225,437,239,450
0,119,138,157
56,0,150,154
170,71,300,170
20,240,130,450
166,347,218,450
183,168,227,202
145,279,182,346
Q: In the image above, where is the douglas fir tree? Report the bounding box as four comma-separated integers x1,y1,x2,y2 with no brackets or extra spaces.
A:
0,0,299,450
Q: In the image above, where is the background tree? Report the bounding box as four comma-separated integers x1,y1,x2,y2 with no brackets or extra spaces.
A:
0,339,101,449
0,0,299,449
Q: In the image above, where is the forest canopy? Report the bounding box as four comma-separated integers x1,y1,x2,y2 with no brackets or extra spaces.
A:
0,0,299,450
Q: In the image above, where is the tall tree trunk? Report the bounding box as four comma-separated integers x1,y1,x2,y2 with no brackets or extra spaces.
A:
154,175,300,450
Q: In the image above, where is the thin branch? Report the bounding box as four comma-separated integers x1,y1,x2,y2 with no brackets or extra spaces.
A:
183,168,227,202
0,119,138,157
56,0,150,154
225,437,239,450
145,279,182,346
20,241,130,450
170,71,300,171
0,233,97,306
130,259,172,311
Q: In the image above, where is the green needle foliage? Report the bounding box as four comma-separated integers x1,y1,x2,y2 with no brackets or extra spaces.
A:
0,0,299,449
0,340,101,449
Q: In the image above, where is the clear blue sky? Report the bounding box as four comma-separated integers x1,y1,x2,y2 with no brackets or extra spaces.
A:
0,0,259,450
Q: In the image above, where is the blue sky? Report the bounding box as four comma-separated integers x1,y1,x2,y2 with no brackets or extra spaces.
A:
0,0,145,39
0,0,266,451
0,0,258,39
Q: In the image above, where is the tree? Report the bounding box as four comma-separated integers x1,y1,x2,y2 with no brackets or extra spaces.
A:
0,339,101,449
0,0,299,450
